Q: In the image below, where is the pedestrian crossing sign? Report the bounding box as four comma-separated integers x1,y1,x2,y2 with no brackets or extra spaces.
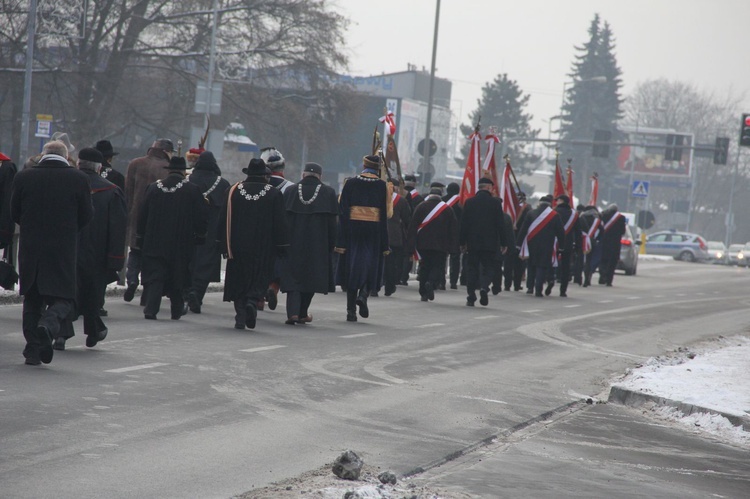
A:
632,180,649,198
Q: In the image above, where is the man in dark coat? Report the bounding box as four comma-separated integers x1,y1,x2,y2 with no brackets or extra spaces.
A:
442,182,463,289
219,159,289,329
123,138,173,302
11,140,93,365
384,178,411,296
598,204,627,286
406,186,458,302
400,173,423,285
136,156,208,320
459,177,507,307
492,207,517,295
0,152,17,251
579,206,602,287
95,139,125,191
572,204,586,285
185,151,230,313
55,148,127,350
280,162,338,324
335,155,389,322
516,195,565,297
551,194,582,297
504,192,531,292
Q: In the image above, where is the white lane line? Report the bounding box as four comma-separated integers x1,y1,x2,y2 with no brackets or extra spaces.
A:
627,296,640,300
565,304,581,308
474,315,498,320
598,300,613,304
416,323,445,328
655,295,664,298
339,333,376,339
457,395,509,405
105,363,169,373
239,345,286,353
525,309,542,313
676,293,686,297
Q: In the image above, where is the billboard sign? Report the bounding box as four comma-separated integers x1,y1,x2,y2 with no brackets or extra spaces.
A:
616,128,693,177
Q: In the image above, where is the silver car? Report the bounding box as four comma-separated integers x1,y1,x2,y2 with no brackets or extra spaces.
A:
645,230,710,262
617,225,639,275
706,241,728,265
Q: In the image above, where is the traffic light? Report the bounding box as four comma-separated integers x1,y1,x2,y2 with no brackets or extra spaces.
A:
592,129,611,158
665,134,685,161
740,114,750,148
713,137,730,165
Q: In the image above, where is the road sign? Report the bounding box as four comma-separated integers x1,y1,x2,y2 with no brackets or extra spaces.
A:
35,120,51,138
417,138,437,157
632,180,649,198
194,81,223,115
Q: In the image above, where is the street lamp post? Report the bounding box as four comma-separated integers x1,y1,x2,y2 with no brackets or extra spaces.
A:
19,0,38,163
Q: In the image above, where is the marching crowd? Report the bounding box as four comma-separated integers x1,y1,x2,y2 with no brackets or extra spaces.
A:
0,135,626,367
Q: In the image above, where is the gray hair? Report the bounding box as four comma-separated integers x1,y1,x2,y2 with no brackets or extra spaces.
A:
42,140,68,158
78,159,101,172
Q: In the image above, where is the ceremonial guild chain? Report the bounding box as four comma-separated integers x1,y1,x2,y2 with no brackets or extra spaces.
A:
358,174,379,182
156,179,186,193
297,183,322,205
202,176,223,198
101,170,109,179
238,182,272,201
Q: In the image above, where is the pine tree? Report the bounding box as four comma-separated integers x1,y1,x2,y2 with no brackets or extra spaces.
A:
560,15,624,198
458,74,539,174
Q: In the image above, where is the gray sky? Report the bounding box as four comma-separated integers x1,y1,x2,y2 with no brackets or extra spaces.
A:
334,0,750,140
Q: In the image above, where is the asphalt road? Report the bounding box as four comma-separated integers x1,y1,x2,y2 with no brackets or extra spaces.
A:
1,260,749,498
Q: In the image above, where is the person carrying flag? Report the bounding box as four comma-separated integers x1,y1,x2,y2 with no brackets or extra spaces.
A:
551,194,582,297
516,195,565,297
442,182,463,289
598,204,627,286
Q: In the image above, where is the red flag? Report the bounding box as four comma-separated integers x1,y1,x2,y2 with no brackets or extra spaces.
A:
459,131,482,206
500,158,520,223
588,173,599,207
379,110,396,136
482,133,500,197
553,157,566,201
565,166,574,202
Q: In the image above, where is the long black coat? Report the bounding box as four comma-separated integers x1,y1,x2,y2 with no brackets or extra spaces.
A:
137,173,208,292
280,176,338,294
219,179,289,302
516,202,565,268
387,193,411,249
406,195,459,256
100,161,125,192
599,206,626,253
188,169,230,284
459,189,507,252
79,169,127,275
0,160,17,248
555,203,583,254
11,156,93,299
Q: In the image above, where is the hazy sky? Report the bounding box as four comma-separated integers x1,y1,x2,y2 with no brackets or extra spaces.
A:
333,0,750,139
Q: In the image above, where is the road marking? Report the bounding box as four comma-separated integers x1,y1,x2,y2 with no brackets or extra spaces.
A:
474,315,498,320
655,294,664,298
626,296,640,300
676,293,686,297
598,300,613,304
565,304,581,308
105,363,169,373
457,395,508,405
339,333,376,339
416,323,445,328
239,345,286,353
525,309,542,313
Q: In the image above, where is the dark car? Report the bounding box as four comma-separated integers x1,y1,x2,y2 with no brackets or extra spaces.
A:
617,225,640,275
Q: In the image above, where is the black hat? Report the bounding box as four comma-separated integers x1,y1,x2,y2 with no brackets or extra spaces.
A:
404,174,417,183
303,162,323,175
78,147,104,163
242,158,270,176
555,194,571,204
429,187,443,196
151,138,175,152
166,156,187,170
540,194,554,203
94,140,118,157
194,151,218,172
446,182,460,195
478,177,494,186
429,181,445,189
362,155,381,170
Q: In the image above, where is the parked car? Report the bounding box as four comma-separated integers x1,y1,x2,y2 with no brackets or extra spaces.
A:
617,225,639,275
727,244,745,266
739,243,750,268
706,241,728,265
644,230,710,262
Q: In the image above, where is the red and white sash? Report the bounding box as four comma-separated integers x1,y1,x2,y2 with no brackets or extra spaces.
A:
414,201,449,260
564,211,579,235
409,188,420,199
445,194,459,207
520,207,555,259
582,231,592,254
392,192,402,205
604,211,624,232
587,218,601,240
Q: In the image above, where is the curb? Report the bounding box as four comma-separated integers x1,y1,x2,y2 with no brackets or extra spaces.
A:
0,283,225,306
608,385,750,432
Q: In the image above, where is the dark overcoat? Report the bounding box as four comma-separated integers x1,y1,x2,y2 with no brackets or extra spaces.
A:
124,149,169,247
405,195,459,255
219,179,289,302
136,173,208,292
335,173,389,290
599,207,626,253
100,161,125,192
0,160,17,248
516,202,565,268
387,194,411,249
280,176,338,294
11,156,93,299
555,203,583,254
459,189,507,252
78,170,127,275
187,168,230,283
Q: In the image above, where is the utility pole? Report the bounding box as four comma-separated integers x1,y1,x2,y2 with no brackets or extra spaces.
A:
421,0,440,188
205,0,219,130
724,145,742,247
19,0,38,162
